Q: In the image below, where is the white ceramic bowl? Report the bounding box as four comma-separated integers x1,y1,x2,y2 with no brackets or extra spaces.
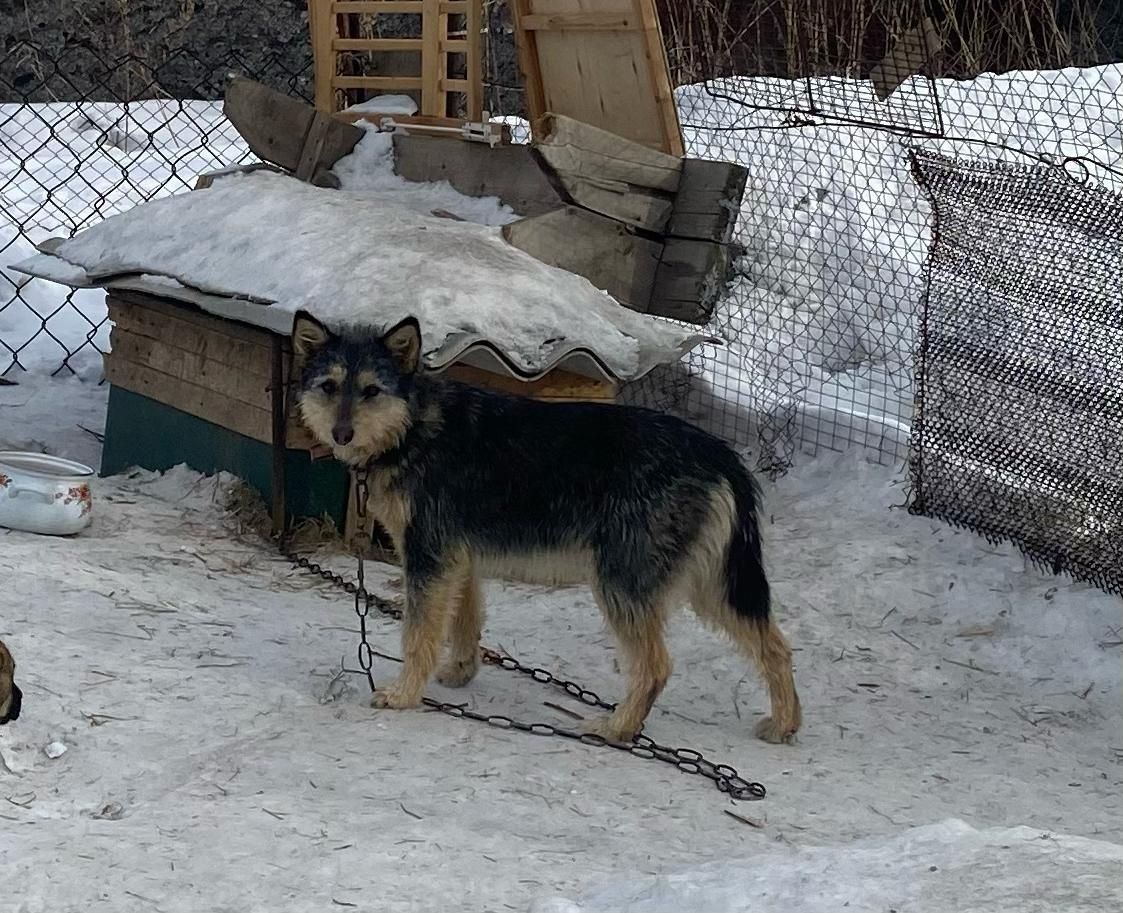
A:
0,451,95,536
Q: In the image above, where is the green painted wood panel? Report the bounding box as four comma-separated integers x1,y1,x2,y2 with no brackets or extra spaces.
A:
101,385,348,528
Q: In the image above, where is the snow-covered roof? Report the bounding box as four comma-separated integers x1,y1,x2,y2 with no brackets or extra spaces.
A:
10,130,708,383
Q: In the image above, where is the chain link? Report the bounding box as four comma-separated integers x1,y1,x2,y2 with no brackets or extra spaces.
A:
278,468,766,802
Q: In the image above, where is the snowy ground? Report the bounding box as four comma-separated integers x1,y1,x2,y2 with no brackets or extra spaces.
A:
2,377,1120,911
2,65,1121,910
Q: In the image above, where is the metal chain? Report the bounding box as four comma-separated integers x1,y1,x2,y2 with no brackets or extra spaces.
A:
277,467,766,802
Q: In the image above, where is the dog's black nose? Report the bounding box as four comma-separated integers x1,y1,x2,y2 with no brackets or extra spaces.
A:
0,682,20,724
332,424,354,445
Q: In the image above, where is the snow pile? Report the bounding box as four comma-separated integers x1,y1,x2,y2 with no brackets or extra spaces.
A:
340,94,418,116
532,819,1123,913
16,166,691,378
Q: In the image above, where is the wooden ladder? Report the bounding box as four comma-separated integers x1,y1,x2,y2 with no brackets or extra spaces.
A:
308,0,483,120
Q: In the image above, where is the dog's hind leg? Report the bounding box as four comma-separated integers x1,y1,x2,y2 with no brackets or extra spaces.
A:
436,568,484,688
371,563,462,710
694,593,801,743
585,592,672,742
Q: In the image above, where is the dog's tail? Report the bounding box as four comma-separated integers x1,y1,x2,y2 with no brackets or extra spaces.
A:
724,471,771,624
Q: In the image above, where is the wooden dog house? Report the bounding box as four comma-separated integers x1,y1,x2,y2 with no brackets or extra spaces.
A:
101,287,621,544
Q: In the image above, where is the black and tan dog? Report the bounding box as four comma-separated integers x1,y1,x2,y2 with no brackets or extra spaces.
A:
0,640,21,725
293,314,801,743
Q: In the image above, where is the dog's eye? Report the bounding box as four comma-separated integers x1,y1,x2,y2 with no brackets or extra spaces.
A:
319,379,338,395
362,385,380,399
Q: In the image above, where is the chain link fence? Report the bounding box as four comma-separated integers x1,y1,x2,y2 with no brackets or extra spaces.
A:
1,2,314,376
620,0,1123,472
907,148,1123,593
2,2,1121,577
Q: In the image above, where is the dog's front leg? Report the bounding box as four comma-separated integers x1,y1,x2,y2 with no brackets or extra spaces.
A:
370,554,457,710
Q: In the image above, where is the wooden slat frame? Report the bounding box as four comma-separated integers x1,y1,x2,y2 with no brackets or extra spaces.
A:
309,0,483,119
511,0,546,125
334,75,423,90
332,1,423,12
420,0,442,116
333,37,422,51
464,0,482,119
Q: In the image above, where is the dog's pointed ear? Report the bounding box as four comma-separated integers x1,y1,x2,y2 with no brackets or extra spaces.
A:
292,312,334,361
382,316,422,375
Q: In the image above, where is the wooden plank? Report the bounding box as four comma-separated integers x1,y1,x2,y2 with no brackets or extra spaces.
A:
534,113,682,192
440,38,468,53
333,75,423,90
108,292,275,354
333,37,422,51
502,206,661,313
442,363,617,401
270,337,287,536
534,31,665,151
107,307,273,381
108,330,272,411
294,111,332,182
224,76,363,172
650,238,732,324
309,0,337,112
106,359,274,444
392,134,561,216
521,12,637,30
438,0,467,11
510,0,547,131
107,293,324,451
106,357,319,451
511,0,683,155
332,1,424,12
666,159,748,243
436,0,451,117
421,0,442,117
634,0,684,157
544,174,672,231
464,0,482,119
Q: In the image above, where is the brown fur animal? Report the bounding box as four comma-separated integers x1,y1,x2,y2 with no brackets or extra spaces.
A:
0,640,21,724
293,314,802,743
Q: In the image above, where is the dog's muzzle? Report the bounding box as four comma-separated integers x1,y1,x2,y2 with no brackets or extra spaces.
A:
0,683,21,724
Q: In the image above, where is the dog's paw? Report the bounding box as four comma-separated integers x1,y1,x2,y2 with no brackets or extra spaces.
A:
581,714,640,744
369,682,422,710
436,656,478,688
753,715,798,744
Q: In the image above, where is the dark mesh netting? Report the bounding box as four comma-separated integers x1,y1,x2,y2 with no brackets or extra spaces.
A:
907,149,1123,594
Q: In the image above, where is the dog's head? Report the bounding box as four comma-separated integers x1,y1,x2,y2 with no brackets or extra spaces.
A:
292,313,422,466
0,640,21,725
